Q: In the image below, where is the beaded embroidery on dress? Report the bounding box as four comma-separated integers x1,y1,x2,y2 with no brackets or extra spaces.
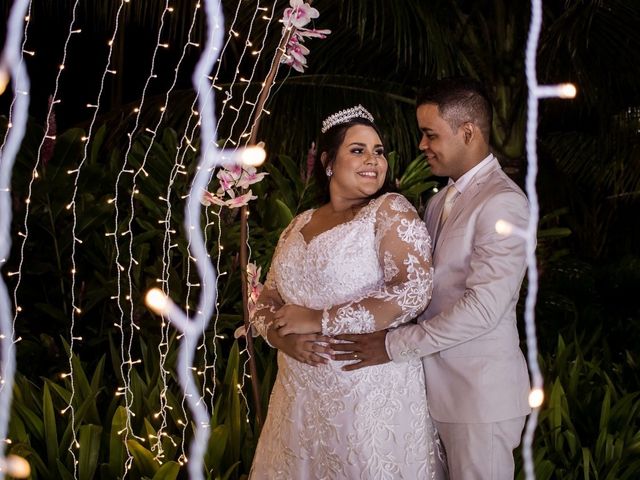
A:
250,193,446,479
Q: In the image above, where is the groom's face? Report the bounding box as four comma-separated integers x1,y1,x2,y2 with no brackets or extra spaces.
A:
417,103,468,181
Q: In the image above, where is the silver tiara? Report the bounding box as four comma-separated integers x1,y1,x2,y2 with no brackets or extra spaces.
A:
321,104,374,133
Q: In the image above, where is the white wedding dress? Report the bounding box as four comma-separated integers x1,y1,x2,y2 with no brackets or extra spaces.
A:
250,193,446,479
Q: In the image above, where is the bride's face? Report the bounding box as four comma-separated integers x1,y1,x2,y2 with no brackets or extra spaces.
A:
330,125,387,200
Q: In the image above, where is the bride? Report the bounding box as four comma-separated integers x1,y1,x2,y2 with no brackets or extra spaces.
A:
249,105,446,479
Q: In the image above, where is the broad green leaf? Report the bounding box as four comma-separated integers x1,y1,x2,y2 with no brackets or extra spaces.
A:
205,424,229,474
599,386,612,432
273,199,294,227
60,391,101,449
108,406,128,479
56,458,76,480
42,383,59,469
537,227,572,239
152,461,181,480
127,438,160,478
582,447,592,480
221,461,241,480
78,424,102,480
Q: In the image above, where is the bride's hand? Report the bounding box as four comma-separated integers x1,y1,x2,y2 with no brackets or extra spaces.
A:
267,331,331,366
273,304,322,335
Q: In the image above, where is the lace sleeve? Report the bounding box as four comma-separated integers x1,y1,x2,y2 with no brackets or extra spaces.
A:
249,215,301,344
321,194,434,336
250,268,283,345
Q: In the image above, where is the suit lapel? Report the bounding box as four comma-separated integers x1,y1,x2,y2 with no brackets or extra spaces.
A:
427,190,448,247
433,158,501,252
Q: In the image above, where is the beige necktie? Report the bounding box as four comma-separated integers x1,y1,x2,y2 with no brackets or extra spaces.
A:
440,185,459,226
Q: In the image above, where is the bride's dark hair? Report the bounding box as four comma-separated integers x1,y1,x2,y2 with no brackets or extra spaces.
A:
313,118,393,204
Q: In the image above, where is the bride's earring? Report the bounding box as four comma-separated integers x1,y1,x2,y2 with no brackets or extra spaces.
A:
325,166,333,177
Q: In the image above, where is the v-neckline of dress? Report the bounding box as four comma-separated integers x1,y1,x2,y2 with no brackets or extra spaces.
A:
296,202,371,247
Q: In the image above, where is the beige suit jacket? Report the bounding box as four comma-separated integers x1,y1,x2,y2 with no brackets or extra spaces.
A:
386,158,531,423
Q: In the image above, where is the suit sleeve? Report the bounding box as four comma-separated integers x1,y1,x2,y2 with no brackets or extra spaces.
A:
321,194,434,335
386,190,529,361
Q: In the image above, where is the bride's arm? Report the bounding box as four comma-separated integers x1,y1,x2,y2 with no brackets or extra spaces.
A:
321,193,433,336
250,272,283,345
253,270,330,365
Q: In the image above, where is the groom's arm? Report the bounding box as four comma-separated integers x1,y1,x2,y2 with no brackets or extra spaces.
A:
334,190,528,369
386,191,528,361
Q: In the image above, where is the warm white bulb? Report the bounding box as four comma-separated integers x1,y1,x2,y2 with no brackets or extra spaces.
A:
146,288,168,314
0,69,9,95
495,219,513,236
528,388,544,408
2,455,31,478
241,142,266,167
558,83,577,99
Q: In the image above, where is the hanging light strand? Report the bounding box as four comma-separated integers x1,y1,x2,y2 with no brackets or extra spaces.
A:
0,0,33,478
14,4,84,477
145,0,227,477
0,0,32,401
72,0,135,475
158,1,244,457
519,0,576,478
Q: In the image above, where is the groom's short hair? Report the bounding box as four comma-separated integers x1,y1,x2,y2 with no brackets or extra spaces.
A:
417,77,493,143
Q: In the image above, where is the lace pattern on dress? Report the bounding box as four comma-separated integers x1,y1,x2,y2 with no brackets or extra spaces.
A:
383,251,399,281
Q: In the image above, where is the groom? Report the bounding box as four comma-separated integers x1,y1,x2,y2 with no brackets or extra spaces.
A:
332,77,531,479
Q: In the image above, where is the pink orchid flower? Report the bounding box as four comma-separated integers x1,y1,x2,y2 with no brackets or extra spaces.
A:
287,35,310,64
234,325,247,339
283,0,319,29
201,190,216,207
237,171,268,190
280,1,330,73
246,262,264,319
296,28,331,39
225,190,257,209
227,164,244,179
217,169,237,193
282,52,307,72
201,190,226,207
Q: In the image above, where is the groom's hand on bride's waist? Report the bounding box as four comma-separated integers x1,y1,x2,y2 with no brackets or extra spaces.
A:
331,330,391,371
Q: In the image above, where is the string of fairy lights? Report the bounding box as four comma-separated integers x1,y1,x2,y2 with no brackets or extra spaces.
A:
155,0,257,464
201,1,281,426
517,0,576,478
0,0,31,404
147,0,230,476
72,1,137,476
142,0,203,464
2,0,84,475
3,0,284,477
113,0,182,469
42,3,84,479
0,0,34,476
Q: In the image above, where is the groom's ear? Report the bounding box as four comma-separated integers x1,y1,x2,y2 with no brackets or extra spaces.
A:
462,122,475,144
